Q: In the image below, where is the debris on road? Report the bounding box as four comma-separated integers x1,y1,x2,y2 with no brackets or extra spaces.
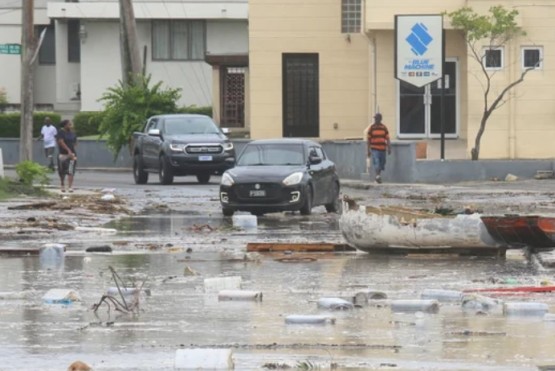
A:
247,242,354,252
218,290,263,301
285,315,336,325
42,289,81,305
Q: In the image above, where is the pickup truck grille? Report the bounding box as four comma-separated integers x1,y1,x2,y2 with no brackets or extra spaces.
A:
186,145,223,154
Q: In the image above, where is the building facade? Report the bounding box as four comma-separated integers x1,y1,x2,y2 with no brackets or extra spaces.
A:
248,0,555,159
0,0,249,129
1,1,554,159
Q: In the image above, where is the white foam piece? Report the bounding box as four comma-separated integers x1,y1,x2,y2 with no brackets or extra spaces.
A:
204,276,242,293
175,348,234,370
218,290,263,301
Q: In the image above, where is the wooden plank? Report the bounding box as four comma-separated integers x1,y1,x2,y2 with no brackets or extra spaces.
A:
246,242,354,252
0,247,40,256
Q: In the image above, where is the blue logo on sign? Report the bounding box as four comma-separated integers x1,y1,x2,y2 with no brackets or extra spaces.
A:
406,23,433,56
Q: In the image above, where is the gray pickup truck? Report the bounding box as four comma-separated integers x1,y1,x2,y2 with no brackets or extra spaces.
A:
132,114,235,185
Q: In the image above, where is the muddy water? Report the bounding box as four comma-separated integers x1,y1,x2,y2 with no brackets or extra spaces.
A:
1,220,555,371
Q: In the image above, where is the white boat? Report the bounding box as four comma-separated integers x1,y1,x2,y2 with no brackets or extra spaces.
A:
339,203,501,253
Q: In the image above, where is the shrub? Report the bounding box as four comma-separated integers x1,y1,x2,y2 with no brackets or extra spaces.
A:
0,87,7,113
73,111,104,136
177,105,212,117
15,161,51,186
98,74,181,157
0,112,62,138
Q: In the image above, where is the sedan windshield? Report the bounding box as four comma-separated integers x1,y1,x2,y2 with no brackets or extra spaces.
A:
164,117,221,135
237,143,305,166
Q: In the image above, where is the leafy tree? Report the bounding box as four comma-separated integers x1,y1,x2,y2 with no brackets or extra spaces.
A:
448,6,534,160
98,74,181,158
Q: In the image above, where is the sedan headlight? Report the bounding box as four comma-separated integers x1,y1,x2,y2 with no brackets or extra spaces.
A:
169,143,186,152
221,172,235,186
282,172,303,186
222,142,234,151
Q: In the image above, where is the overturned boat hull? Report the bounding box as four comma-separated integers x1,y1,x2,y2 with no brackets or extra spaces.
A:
339,205,501,253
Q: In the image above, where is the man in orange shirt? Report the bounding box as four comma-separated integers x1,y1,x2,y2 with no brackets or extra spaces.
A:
366,113,391,184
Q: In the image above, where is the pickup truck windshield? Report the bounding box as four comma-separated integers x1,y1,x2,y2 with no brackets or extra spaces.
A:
237,144,305,166
164,117,221,135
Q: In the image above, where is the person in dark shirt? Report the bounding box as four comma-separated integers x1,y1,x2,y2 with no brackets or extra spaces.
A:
56,119,78,192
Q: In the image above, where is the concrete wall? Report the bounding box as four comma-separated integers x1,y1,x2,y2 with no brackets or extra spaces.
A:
3,138,552,183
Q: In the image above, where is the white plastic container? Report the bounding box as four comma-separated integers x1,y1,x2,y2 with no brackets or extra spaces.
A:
461,294,500,312
285,315,336,325
218,290,263,301
421,289,463,303
175,348,234,370
232,214,257,230
106,287,139,297
39,243,65,269
42,289,81,304
204,276,242,293
317,297,354,310
390,299,440,314
503,302,549,316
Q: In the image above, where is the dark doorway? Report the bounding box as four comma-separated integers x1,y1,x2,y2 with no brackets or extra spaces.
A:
220,67,246,128
282,53,319,137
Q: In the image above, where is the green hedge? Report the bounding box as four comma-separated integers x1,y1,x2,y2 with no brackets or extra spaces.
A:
0,112,62,138
176,105,212,117
0,108,213,138
73,111,104,137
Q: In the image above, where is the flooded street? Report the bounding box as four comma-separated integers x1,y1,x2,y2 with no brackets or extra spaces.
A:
1,171,555,370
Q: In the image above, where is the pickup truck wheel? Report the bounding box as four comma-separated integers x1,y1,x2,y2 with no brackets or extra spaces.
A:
159,155,174,185
196,173,210,184
300,186,313,215
222,207,234,217
133,154,148,184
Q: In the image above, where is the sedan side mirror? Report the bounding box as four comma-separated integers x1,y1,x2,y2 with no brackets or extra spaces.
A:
148,128,161,137
309,155,322,165
221,128,230,134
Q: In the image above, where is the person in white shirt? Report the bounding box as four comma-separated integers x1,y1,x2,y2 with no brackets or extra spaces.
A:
37,117,58,170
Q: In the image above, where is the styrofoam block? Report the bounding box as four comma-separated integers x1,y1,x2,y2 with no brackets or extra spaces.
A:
390,299,440,313
204,276,242,293
218,290,263,301
232,214,257,229
175,348,234,370
106,287,139,297
285,315,336,325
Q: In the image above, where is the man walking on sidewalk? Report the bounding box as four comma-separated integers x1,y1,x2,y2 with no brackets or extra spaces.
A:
37,117,58,170
366,113,391,184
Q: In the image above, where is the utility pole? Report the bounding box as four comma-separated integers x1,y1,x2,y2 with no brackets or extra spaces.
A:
119,0,142,86
20,0,36,162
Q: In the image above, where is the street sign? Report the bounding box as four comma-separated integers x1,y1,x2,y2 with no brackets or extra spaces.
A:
0,43,21,55
395,15,443,88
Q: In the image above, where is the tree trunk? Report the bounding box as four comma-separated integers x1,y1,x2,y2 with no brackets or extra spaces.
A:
471,114,488,161
19,0,35,163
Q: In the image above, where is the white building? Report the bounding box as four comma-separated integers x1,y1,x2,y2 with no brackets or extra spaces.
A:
0,0,248,128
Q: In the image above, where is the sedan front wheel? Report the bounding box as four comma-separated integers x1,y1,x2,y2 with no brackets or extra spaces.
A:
300,186,313,215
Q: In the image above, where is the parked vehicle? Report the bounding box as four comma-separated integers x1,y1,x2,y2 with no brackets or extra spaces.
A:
219,138,340,216
132,114,235,185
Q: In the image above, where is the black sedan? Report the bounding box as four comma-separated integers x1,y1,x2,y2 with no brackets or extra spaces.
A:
219,139,340,216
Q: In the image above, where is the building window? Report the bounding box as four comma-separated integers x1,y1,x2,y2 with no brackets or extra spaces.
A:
152,20,206,61
341,0,361,33
483,47,503,69
68,19,81,63
522,47,542,69
38,24,55,65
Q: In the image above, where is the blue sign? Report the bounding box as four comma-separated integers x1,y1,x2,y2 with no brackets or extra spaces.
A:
395,15,443,88
406,23,433,56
